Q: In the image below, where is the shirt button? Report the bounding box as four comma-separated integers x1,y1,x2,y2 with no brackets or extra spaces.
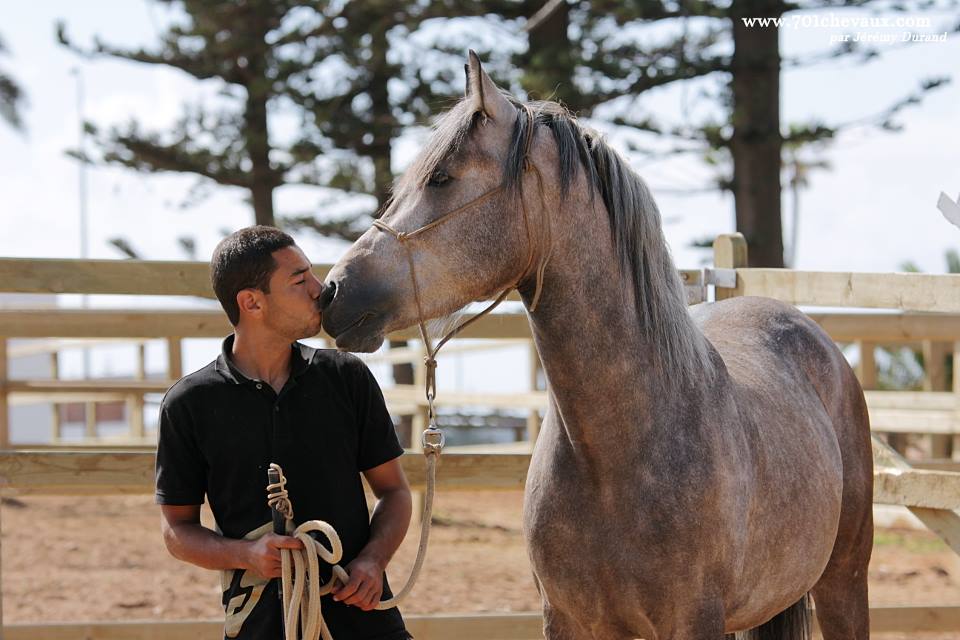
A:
256,383,263,390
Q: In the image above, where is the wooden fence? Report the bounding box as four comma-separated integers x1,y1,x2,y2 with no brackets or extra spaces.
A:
1,233,960,637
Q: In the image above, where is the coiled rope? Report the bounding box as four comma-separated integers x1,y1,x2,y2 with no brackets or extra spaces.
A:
266,452,438,640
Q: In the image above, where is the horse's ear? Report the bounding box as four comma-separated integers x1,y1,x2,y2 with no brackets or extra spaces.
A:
465,49,512,122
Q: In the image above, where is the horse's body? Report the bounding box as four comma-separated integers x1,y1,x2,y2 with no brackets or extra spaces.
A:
320,52,872,639
524,294,871,639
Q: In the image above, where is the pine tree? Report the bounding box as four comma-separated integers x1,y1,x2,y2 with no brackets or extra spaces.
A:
59,0,524,238
0,34,26,131
281,0,526,240
58,1,342,228
518,0,956,266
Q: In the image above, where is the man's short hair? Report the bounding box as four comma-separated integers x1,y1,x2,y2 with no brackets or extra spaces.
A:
211,226,296,326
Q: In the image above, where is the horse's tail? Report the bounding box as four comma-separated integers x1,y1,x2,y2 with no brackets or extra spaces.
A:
727,594,812,640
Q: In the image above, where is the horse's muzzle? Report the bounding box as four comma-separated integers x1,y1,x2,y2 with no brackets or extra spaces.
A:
317,280,337,312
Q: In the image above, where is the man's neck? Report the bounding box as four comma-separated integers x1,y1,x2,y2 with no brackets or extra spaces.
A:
231,330,294,394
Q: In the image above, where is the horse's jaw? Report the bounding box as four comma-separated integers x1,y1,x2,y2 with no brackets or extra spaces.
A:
322,311,388,353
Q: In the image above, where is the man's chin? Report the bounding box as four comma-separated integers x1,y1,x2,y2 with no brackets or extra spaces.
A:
287,317,323,343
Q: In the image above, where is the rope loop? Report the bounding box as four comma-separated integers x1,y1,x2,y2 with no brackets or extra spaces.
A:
267,463,295,522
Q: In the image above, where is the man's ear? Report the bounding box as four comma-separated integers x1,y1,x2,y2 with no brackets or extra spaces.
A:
464,49,512,122
236,289,263,321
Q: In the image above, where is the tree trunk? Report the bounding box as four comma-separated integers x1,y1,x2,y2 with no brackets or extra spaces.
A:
244,45,276,228
729,1,785,267
523,0,578,109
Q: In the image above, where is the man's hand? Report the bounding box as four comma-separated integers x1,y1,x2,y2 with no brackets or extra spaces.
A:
328,457,411,612
244,533,304,579
332,556,384,611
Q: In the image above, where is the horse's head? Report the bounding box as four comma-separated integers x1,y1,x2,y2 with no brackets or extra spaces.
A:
321,51,547,352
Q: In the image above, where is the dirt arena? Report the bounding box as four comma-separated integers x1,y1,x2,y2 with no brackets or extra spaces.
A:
3,491,959,638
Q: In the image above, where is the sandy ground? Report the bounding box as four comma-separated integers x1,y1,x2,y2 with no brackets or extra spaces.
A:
2,491,959,638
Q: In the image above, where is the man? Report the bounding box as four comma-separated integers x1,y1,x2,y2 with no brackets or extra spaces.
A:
156,225,413,640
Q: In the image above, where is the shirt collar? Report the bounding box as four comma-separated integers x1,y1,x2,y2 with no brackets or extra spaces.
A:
215,334,314,385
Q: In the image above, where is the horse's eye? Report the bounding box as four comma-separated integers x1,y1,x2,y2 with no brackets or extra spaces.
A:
428,169,450,187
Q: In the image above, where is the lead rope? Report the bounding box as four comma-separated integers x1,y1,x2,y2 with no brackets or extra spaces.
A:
266,456,439,640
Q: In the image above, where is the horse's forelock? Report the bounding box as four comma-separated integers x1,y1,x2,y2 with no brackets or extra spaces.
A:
394,99,484,200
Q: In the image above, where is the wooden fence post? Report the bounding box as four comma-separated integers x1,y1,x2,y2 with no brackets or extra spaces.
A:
84,400,97,440
953,340,960,459
0,481,4,640
526,342,541,444
0,338,8,449
857,339,907,453
924,341,952,459
712,233,748,301
954,340,959,396
50,351,62,441
127,342,146,440
856,341,878,390
409,343,428,526
167,337,183,380
412,343,429,435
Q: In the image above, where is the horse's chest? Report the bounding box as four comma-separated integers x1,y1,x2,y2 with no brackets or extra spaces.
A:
523,455,637,585
522,462,670,629
524,477,605,596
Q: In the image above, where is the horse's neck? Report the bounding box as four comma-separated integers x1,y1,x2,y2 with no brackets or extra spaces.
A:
522,202,679,458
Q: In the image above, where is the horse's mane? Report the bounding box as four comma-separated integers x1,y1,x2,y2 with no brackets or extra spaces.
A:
396,96,715,389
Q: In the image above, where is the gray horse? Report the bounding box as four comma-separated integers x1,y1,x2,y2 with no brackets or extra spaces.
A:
320,52,873,640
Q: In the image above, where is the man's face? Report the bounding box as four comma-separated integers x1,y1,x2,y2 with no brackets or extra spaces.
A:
258,246,324,340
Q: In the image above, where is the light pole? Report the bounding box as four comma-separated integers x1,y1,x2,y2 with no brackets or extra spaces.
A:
71,66,93,437
71,66,89,264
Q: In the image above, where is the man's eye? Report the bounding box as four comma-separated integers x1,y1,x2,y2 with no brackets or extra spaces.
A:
295,280,305,285
428,170,450,187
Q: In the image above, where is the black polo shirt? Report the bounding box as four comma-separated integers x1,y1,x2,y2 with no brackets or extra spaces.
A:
156,335,409,640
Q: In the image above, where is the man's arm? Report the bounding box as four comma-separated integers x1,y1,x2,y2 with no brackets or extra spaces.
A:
332,457,412,610
161,504,302,578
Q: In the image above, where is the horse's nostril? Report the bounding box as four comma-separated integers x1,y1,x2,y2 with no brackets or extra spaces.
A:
318,281,337,311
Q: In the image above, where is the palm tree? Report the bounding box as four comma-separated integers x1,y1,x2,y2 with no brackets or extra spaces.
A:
782,130,831,268
0,34,26,131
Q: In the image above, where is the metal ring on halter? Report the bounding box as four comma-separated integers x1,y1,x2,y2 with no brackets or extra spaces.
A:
421,427,445,455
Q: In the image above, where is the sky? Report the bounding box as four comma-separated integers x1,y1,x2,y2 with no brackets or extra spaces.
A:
0,1,958,398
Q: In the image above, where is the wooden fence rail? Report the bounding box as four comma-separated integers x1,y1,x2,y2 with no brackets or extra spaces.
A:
729,269,960,312
0,448,953,510
6,307,960,341
5,606,960,639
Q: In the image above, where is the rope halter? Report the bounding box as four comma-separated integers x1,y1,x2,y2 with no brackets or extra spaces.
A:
371,107,551,441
